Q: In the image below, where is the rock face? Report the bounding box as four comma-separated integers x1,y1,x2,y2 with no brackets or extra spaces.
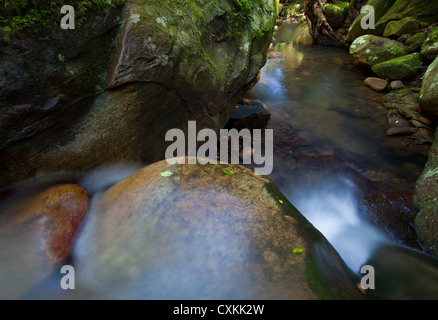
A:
349,35,408,68
0,0,276,189
420,56,438,121
72,159,363,299
0,184,88,298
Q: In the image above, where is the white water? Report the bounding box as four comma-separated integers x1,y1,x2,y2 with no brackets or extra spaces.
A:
288,178,388,273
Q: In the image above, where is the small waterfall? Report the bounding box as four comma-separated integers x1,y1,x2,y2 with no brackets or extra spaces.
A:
288,177,388,273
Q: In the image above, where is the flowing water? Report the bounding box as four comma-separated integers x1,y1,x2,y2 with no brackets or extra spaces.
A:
245,32,438,298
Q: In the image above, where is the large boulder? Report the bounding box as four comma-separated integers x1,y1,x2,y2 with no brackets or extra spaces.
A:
71,159,363,299
0,184,88,298
414,130,438,256
0,0,276,189
349,35,408,68
371,53,423,80
419,56,438,121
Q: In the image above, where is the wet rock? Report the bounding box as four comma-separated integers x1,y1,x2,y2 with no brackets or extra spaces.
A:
411,129,434,145
0,0,277,189
364,77,388,91
371,53,423,81
226,100,271,130
72,159,363,299
386,127,418,136
349,35,408,68
360,192,421,250
420,56,438,121
381,136,429,158
383,88,420,110
0,184,88,298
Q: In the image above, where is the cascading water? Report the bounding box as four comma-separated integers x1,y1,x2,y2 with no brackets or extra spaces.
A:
287,177,388,274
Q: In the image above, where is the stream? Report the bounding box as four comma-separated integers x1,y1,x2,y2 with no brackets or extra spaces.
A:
245,33,438,298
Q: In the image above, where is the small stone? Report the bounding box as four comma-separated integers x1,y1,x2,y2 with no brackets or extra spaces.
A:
364,77,388,91
386,127,418,136
390,80,404,90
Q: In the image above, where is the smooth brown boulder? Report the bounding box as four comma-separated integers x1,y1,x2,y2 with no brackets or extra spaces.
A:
72,159,363,299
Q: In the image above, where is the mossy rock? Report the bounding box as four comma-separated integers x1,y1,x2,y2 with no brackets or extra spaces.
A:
291,24,313,46
383,17,420,38
371,53,423,80
324,2,349,29
406,32,426,52
72,159,364,299
420,55,438,121
375,0,438,35
349,35,408,68
421,27,438,61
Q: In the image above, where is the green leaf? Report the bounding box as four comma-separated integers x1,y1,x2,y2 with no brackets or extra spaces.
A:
160,171,174,177
293,248,304,254
223,169,234,175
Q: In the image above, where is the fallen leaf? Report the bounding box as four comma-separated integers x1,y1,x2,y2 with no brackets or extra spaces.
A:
223,169,234,175
160,171,174,177
293,248,304,254
279,199,284,204
284,215,299,224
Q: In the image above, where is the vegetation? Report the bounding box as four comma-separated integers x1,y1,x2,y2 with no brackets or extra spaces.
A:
0,0,127,40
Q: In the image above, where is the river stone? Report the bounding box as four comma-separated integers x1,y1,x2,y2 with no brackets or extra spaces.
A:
72,159,363,299
349,35,408,68
0,184,88,299
419,56,438,121
383,17,420,39
364,77,388,91
371,53,423,81
406,32,426,52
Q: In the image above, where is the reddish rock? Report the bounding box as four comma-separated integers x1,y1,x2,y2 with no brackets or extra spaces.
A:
0,184,88,298
360,192,421,250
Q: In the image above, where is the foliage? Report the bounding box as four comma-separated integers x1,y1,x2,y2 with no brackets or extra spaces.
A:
0,0,127,40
